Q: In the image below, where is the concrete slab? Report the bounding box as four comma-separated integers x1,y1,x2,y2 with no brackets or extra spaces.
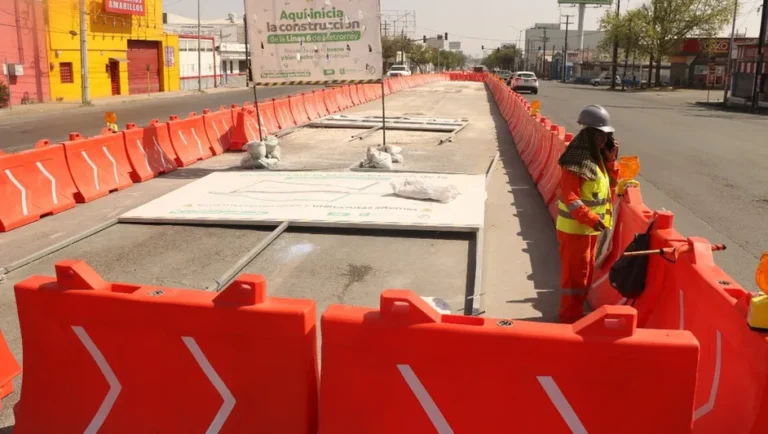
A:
120,171,486,231
241,228,472,327
0,153,243,268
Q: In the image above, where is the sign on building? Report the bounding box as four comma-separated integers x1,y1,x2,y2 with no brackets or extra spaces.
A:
557,0,612,4
244,0,383,85
104,0,146,16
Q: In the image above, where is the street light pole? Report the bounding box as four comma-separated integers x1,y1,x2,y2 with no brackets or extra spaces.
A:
79,0,89,103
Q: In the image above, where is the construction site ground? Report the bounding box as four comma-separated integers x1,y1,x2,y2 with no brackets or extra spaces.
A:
0,81,560,428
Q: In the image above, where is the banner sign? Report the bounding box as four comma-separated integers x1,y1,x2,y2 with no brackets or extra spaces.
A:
104,0,146,16
244,0,383,85
557,0,612,4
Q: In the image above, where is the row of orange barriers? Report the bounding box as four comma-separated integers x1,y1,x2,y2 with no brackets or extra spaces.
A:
484,74,768,434
228,75,445,150
11,259,699,433
0,74,447,233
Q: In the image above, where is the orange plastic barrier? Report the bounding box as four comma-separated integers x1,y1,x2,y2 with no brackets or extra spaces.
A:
320,290,698,434
313,90,329,118
303,92,321,121
289,94,311,125
166,113,214,167
334,87,351,110
13,260,319,434
355,84,369,103
230,105,279,150
273,97,297,130
230,109,258,150
62,132,134,203
0,330,21,410
527,124,563,184
202,107,235,154
123,121,178,182
257,101,281,136
0,142,78,232
348,85,360,106
586,196,768,434
323,89,340,114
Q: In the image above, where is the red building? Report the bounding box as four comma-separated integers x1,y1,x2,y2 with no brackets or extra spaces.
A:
0,0,50,107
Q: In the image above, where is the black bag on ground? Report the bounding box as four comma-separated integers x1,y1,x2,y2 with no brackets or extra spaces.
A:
609,223,654,300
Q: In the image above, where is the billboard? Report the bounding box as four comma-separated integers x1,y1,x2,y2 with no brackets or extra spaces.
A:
449,41,461,51
104,0,146,16
557,0,612,4
244,0,383,85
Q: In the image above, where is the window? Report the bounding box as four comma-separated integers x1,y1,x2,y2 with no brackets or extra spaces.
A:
230,61,234,73
60,62,74,84
238,60,246,72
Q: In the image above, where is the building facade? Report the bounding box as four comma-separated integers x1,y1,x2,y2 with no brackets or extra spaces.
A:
668,37,756,89
217,42,248,87
0,0,50,106
524,24,606,71
732,42,767,102
178,35,217,90
45,0,180,102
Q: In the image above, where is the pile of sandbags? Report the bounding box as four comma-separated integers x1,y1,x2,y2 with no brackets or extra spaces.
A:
241,136,282,169
358,144,404,170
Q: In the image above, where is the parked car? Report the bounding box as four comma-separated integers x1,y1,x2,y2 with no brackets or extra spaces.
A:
387,65,412,77
591,75,621,86
497,70,513,81
510,71,538,94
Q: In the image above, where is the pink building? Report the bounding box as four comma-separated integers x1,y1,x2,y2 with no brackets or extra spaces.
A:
0,0,50,106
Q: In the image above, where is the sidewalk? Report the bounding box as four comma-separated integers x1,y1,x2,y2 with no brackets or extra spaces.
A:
0,85,251,122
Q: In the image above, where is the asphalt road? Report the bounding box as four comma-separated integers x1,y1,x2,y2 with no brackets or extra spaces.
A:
521,81,768,291
0,86,317,153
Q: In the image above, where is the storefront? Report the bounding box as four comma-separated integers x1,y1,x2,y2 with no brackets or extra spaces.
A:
45,0,180,102
669,38,758,89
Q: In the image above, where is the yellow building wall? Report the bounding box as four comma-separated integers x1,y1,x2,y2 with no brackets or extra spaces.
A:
46,0,179,102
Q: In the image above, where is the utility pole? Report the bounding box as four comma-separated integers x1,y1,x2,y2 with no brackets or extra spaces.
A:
197,0,202,91
751,0,767,111
562,15,573,83
539,28,550,77
244,15,250,87
724,0,739,103
611,0,621,89
79,0,89,103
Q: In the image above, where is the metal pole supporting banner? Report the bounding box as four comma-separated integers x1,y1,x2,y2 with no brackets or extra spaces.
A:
381,79,387,146
197,0,202,91
244,14,250,88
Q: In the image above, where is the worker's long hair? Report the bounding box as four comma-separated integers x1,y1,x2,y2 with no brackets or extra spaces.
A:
558,127,604,181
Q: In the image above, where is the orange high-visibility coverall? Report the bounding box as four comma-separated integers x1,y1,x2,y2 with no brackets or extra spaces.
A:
558,162,619,323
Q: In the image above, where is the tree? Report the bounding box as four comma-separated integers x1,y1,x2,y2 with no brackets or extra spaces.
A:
382,35,412,65
600,8,652,84
600,0,734,87
481,45,522,71
408,44,431,73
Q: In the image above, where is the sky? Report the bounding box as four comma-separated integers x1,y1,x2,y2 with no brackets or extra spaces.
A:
165,0,766,56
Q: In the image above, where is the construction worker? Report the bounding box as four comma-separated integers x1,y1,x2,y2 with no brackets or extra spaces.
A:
556,105,619,323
